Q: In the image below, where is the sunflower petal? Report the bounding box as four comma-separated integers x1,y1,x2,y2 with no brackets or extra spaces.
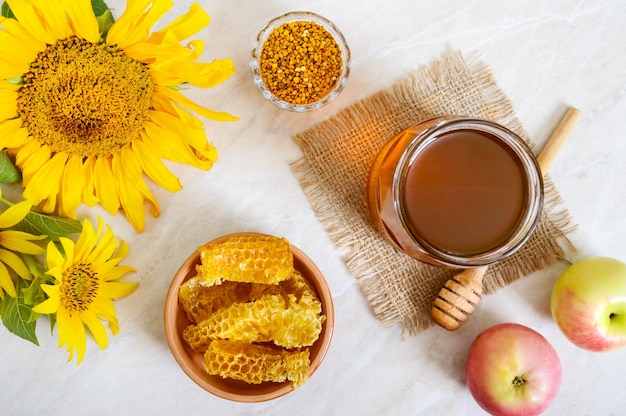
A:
151,3,210,42
30,0,74,39
45,240,66,270
59,0,99,43
137,179,160,218
0,79,17,91
119,145,162,203
15,141,50,182
81,311,109,350
0,231,46,255
0,248,31,279
0,88,19,121
74,218,97,260
106,0,172,48
23,152,67,209
117,175,146,232
147,109,208,151
132,140,181,192
57,308,87,364
175,58,236,89
148,109,218,166
0,200,32,228
81,157,99,207
89,296,118,327
0,262,16,298
104,0,149,45
5,0,57,44
150,90,203,128
154,85,238,122
114,151,160,219
32,285,60,314
86,225,117,264
0,119,29,149
93,157,120,215
59,236,75,267
0,56,30,80
58,154,85,218
40,282,61,297
121,30,186,65
116,240,129,259
100,281,139,299
100,264,136,281
141,122,210,168
150,56,235,89
0,16,47,60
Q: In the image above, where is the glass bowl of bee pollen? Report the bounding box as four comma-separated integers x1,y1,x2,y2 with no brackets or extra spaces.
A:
250,11,351,112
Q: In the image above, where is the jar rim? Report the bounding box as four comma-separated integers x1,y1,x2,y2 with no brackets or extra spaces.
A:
393,117,544,267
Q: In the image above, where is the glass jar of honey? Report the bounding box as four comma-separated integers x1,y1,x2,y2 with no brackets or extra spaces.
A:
367,117,544,268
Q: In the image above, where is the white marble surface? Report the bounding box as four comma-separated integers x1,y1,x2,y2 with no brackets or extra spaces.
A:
2,0,626,415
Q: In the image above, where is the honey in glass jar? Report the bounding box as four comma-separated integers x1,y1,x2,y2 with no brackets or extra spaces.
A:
367,117,544,268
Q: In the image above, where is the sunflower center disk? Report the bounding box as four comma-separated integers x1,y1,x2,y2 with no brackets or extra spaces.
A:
61,262,99,313
18,36,154,157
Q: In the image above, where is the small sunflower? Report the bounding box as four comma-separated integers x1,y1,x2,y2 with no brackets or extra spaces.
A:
0,0,237,232
33,216,138,364
0,188,46,299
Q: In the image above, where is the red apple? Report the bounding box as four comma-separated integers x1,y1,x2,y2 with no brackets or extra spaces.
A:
550,256,626,352
465,323,562,416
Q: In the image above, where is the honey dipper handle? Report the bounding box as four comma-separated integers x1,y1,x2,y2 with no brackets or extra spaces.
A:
430,106,582,331
537,107,582,173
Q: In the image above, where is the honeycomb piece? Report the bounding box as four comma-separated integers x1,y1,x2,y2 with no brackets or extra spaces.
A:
183,292,324,351
195,235,295,287
278,270,317,301
179,270,314,323
179,279,249,323
204,340,310,387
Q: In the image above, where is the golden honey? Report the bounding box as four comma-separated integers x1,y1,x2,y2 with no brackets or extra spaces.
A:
367,117,544,268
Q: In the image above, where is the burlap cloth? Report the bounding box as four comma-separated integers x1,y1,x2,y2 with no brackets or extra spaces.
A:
290,51,575,335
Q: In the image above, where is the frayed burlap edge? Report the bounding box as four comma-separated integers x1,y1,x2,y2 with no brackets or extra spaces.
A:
290,51,576,335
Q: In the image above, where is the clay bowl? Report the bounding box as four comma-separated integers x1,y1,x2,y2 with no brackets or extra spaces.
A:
164,232,334,402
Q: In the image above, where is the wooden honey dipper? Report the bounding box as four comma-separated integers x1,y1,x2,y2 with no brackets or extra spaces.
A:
430,106,582,331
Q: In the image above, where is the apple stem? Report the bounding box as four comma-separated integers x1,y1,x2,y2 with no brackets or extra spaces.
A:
512,375,526,387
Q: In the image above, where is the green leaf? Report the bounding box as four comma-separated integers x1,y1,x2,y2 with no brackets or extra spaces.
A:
0,151,21,184
5,76,23,85
20,211,82,240
0,279,39,345
1,2,15,19
91,0,113,19
22,275,48,307
90,0,115,41
96,9,114,39
48,311,57,334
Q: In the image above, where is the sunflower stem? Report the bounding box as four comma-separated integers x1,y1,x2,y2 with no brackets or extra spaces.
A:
0,196,15,207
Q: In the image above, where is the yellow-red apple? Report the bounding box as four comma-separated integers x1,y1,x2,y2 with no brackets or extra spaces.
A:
465,323,562,416
551,257,626,352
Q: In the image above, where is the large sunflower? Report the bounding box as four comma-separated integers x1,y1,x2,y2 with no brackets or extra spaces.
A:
33,216,138,364
0,0,237,232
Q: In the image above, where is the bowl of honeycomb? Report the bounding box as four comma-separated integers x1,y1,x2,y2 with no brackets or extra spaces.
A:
164,232,334,402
